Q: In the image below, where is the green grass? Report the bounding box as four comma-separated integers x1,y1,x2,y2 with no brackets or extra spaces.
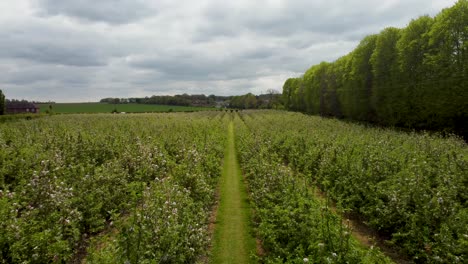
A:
211,120,256,264
38,103,214,114
0,113,45,123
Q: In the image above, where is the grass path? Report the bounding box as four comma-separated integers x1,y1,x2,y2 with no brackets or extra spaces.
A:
210,120,256,264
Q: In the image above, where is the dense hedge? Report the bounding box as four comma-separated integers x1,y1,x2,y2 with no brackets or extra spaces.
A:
0,112,226,263
283,0,467,138
238,110,467,263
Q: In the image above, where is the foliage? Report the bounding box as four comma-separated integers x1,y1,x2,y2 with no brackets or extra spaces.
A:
36,103,213,114
230,93,258,109
282,0,468,139
2,109,466,263
0,90,5,115
235,113,392,263
0,114,44,123
0,112,227,263
100,94,219,107
239,110,467,263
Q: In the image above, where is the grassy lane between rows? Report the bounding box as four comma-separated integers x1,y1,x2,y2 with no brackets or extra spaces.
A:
235,111,394,263
210,120,256,264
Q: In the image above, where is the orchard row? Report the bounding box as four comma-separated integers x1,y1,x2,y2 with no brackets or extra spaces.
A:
238,111,467,263
1,111,466,263
0,112,227,263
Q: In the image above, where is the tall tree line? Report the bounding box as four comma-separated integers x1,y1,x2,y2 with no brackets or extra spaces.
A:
0,90,5,115
283,0,467,138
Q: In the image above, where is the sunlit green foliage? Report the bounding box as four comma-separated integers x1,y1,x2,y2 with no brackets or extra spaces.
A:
0,112,227,263
283,0,468,138
2,109,466,263
239,110,467,263
37,103,212,114
0,90,5,115
235,113,394,263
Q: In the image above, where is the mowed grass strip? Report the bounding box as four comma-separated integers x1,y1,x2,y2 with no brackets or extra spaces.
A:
38,103,213,113
211,121,256,264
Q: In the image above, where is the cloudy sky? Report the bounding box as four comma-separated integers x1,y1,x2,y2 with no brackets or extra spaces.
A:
0,0,457,102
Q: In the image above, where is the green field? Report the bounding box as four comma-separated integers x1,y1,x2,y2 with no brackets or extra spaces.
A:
0,111,466,263
38,102,213,113
211,121,256,263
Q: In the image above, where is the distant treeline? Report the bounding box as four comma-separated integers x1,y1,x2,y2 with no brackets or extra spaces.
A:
282,0,467,138
100,94,222,107
101,91,283,109
6,99,45,104
229,92,282,109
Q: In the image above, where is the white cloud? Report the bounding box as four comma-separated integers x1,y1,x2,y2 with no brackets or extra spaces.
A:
0,0,459,102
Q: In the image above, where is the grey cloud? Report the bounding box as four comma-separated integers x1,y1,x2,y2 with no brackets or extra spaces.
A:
131,55,222,78
130,52,281,82
1,62,95,87
0,20,112,66
3,82,97,102
129,50,235,80
239,49,276,60
196,0,446,41
35,0,155,24
13,43,106,66
141,78,262,97
0,0,457,102
196,2,358,40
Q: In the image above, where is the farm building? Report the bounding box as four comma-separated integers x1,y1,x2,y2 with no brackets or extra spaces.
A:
6,101,40,114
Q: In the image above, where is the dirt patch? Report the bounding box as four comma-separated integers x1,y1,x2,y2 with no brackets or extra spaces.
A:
208,189,220,236
344,212,411,264
69,234,90,264
199,187,221,264
312,186,412,264
69,222,120,264
241,166,266,260
256,238,266,258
